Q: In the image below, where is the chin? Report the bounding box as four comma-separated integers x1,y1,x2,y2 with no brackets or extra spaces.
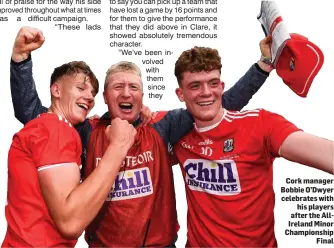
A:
200,116,216,122
121,115,137,123
72,116,86,125
195,113,216,122
116,111,139,123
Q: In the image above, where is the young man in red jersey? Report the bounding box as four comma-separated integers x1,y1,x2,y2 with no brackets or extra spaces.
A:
173,46,333,247
2,28,136,247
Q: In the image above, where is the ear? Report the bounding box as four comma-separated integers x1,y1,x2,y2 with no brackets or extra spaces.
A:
221,81,225,90
175,88,184,102
103,91,108,104
50,83,61,98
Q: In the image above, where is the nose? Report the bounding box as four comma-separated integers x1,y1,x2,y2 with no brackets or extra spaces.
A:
200,83,212,97
84,90,94,102
121,85,131,97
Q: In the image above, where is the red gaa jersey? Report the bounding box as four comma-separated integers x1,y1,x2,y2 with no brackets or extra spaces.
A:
83,115,177,247
174,109,301,247
2,113,82,247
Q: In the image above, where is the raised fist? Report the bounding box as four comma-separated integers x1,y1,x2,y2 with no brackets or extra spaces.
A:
258,35,273,72
105,118,137,151
259,35,272,59
12,26,45,63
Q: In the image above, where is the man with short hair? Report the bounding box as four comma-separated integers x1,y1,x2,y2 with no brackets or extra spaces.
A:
2,48,136,247
10,27,273,246
102,61,144,124
173,46,333,247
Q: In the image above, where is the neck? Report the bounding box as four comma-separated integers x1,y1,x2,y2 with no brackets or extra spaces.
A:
105,113,141,127
195,108,225,130
48,104,70,124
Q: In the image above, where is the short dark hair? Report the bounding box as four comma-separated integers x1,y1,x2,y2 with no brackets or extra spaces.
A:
174,46,222,86
50,61,99,94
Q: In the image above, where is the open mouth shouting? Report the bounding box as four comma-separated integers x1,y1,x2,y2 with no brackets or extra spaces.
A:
119,102,133,113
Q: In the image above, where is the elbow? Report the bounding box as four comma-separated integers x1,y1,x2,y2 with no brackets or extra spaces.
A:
56,221,84,240
14,112,27,125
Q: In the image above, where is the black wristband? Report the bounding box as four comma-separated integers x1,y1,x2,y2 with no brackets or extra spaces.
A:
11,53,32,66
255,63,270,76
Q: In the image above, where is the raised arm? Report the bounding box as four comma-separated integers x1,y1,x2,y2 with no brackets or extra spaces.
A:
223,36,273,111
262,109,333,175
11,27,47,124
279,132,333,174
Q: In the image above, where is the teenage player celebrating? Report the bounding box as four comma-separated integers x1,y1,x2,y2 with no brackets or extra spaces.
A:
2,55,136,246
173,46,333,247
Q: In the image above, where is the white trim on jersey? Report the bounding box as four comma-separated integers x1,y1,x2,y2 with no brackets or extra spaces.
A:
38,162,79,172
195,109,227,133
237,109,261,114
224,109,260,122
57,115,72,127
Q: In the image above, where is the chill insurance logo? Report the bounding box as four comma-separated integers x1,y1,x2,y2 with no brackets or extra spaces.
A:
107,167,153,201
184,159,241,196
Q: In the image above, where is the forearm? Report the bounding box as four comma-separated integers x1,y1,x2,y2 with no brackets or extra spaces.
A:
223,63,269,111
153,109,194,146
280,132,334,174
10,56,47,124
63,145,127,235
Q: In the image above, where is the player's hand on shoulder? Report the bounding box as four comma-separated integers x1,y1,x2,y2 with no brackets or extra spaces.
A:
12,26,45,63
105,117,137,151
88,114,100,120
140,105,156,125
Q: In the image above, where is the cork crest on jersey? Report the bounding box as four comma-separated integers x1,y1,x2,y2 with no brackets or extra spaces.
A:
223,138,234,152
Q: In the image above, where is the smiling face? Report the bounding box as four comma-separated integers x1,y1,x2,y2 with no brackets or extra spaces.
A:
174,46,224,128
55,73,96,125
49,61,99,125
103,71,143,123
176,70,225,128
50,73,96,125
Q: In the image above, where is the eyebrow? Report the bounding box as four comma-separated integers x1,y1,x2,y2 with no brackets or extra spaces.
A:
77,81,97,96
113,81,141,85
208,78,220,83
111,81,143,89
189,78,220,85
189,80,201,85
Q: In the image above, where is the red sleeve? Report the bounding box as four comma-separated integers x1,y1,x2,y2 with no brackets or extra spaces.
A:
89,118,101,129
30,120,81,169
260,109,302,157
150,111,168,124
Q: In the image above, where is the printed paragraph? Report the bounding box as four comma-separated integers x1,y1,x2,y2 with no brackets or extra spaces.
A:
0,0,102,31
109,0,218,48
